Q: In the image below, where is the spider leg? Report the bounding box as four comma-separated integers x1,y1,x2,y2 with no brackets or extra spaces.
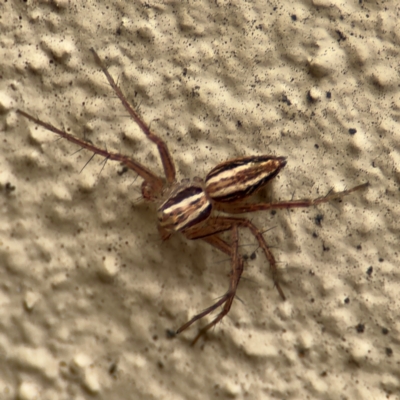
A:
90,48,176,184
16,109,164,196
214,182,369,214
177,215,284,343
206,217,286,300
187,216,285,301
177,226,244,345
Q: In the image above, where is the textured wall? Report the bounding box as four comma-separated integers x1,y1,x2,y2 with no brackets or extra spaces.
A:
0,1,398,399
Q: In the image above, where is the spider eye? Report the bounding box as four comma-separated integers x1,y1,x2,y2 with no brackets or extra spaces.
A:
205,155,286,202
141,181,159,201
157,185,212,233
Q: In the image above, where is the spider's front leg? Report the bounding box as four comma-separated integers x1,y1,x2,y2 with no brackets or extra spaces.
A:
16,109,165,197
89,48,176,186
18,49,178,202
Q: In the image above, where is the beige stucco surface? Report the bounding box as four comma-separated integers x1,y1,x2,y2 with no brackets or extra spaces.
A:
0,1,399,399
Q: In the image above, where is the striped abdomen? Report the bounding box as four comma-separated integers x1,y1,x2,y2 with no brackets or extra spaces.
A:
205,155,287,202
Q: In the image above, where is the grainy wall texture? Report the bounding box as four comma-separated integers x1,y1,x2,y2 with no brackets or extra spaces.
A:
0,1,398,399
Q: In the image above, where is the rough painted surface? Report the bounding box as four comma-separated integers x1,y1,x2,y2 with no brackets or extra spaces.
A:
0,1,398,399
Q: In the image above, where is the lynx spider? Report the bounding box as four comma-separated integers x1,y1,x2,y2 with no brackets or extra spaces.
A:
17,49,368,344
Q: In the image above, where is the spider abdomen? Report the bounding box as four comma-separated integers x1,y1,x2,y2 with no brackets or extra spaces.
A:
205,155,287,202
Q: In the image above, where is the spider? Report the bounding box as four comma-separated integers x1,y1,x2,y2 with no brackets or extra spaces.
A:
17,49,368,344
